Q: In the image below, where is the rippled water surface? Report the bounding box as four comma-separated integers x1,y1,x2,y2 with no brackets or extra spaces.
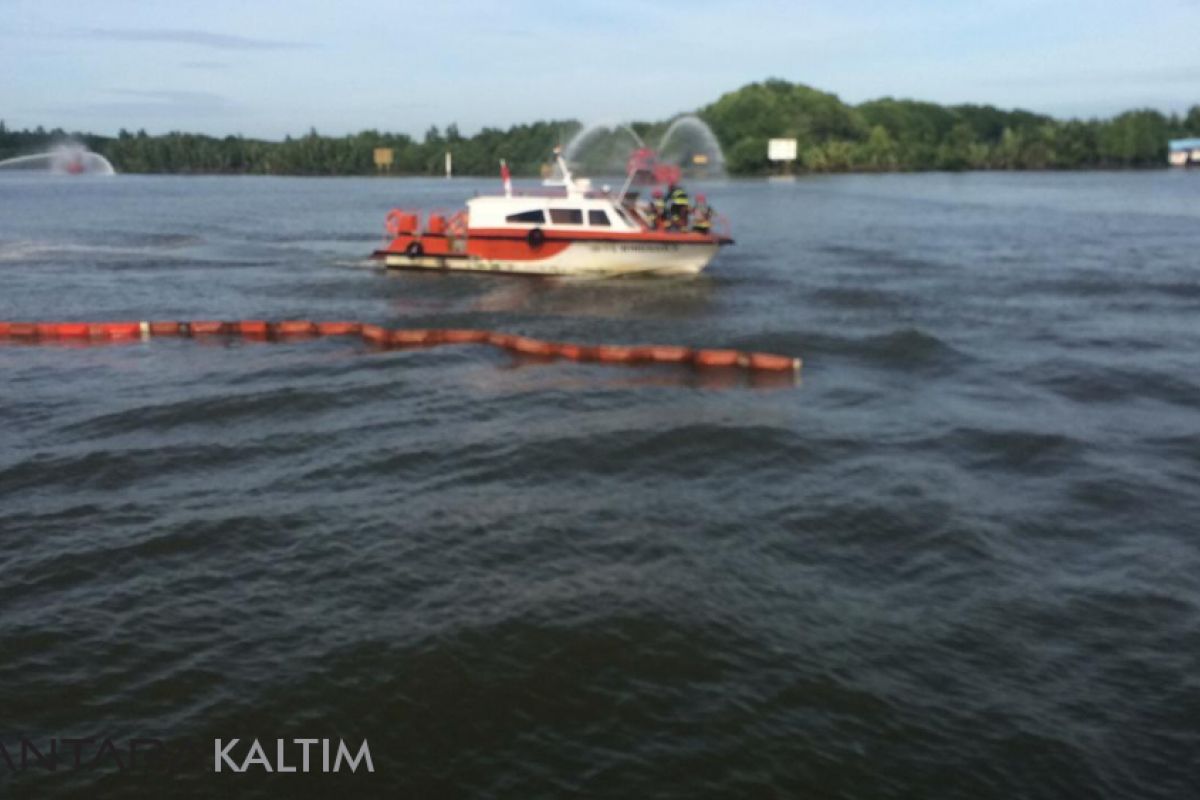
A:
1,171,1198,798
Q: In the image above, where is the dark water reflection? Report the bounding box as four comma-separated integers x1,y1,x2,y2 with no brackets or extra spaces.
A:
0,170,1198,798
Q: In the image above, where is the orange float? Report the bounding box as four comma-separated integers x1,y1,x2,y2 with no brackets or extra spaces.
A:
101,322,142,339
188,321,227,336
441,329,489,344
56,323,90,338
316,321,361,336
646,345,692,363
236,320,269,337
275,320,316,337
507,336,556,357
149,321,181,336
595,345,636,363
555,343,590,361
627,347,656,364
360,324,387,343
487,332,516,349
389,329,434,346
692,349,741,368
747,353,799,372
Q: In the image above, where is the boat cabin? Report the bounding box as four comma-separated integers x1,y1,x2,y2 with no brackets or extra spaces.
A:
466,195,646,232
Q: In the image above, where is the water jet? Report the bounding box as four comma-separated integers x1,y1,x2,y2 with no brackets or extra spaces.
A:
562,115,725,180
0,143,116,175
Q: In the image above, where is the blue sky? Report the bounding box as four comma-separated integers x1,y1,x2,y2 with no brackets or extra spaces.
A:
2,0,1197,139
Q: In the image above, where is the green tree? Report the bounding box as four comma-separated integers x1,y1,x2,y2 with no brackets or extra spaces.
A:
1182,105,1200,135
859,125,898,170
936,122,977,170
1099,110,1168,165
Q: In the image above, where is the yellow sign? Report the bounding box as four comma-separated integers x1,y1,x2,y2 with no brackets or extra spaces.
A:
692,154,709,165
373,148,394,170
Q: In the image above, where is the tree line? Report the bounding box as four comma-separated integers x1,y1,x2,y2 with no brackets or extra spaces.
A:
700,80,1200,173
2,79,1198,176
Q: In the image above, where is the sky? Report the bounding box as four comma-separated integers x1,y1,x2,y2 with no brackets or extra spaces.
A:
2,0,1197,139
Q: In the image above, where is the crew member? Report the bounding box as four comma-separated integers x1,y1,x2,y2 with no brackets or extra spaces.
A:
649,190,666,229
667,184,690,230
692,194,712,234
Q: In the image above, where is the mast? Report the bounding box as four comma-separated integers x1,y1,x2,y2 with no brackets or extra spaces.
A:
554,146,583,198
615,161,638,208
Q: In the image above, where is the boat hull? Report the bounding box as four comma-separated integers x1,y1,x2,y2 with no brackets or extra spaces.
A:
373,234,725,277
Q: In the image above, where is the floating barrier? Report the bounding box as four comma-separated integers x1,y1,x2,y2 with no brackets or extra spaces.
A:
0,320,802,374
694,349,741,368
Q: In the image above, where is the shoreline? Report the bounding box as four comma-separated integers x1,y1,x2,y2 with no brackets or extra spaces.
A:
1,166,1186,179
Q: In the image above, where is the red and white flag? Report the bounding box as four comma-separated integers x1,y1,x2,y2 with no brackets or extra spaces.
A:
500,159,512,197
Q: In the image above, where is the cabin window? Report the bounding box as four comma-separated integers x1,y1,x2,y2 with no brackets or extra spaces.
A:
588,210,611,226
548,208,584,225
506,209,545,223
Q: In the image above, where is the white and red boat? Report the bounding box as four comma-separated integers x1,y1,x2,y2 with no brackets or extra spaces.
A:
371,149,732,277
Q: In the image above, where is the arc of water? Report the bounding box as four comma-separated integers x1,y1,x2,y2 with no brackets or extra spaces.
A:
0,146,116,175
655,114,726,173
562,122,645,171
550,116,727,185
0,153,56,169
619,124,645,149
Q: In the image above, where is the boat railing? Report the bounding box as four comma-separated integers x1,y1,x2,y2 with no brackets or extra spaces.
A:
511,186,620,200
384,207,422,239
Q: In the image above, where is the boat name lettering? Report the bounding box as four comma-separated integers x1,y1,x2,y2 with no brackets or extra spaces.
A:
588,243,680,254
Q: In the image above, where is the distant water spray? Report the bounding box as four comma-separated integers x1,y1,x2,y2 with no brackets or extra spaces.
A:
562,123,646,177
562,116,725,179
656,115,725,177
0,143,116,175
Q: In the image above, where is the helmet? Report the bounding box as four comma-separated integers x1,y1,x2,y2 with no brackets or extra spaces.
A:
652,190,663,198
697,194,706,202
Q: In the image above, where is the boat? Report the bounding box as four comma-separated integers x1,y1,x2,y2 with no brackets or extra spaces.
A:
371,148,732,277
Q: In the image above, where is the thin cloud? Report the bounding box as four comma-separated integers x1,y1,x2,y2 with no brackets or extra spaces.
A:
986,64,1200,86
182,61,231,71
109,89,232,103
84,27,312,50
41,89,239,118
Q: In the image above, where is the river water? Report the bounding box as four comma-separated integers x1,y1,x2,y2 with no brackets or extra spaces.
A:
1,171,1198,798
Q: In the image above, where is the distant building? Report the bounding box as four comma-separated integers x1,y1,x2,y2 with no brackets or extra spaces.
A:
1168,138,1200,167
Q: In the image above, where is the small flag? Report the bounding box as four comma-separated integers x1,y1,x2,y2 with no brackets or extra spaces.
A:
500,159,512,197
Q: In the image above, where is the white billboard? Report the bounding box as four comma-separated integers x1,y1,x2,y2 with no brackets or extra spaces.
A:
768,138,798,162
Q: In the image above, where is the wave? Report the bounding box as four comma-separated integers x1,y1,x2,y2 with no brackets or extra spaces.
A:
937,426,1085,475
809,286,905,309
818,243,947,272
1025,358,1200,408
741,327,965,371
